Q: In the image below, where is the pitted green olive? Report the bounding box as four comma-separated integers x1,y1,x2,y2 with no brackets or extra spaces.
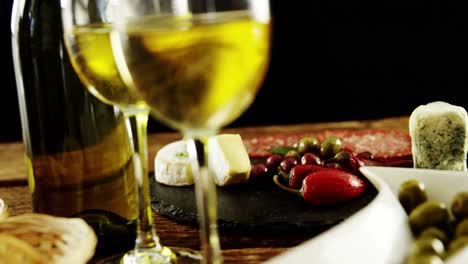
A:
285,150,301,161
455,218,468,238
447,236,468,258
409,201,449,234
297,137,319,155
410,238,445,257
406,254,444,264
451,192,468,220
319,136,342,159
419,227,449,246
398,179,428,214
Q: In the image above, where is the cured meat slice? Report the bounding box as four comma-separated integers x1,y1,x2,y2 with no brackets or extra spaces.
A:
243,129,412,160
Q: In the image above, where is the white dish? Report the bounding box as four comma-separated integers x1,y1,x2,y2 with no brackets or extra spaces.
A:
265,166,468,264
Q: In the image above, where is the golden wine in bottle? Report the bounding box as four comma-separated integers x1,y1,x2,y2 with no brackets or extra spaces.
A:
11,0,138,257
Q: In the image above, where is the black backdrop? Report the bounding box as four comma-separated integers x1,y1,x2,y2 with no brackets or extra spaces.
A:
2,0,468,142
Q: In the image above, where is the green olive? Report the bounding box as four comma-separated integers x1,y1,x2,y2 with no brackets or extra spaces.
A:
451,191,468,220
455,218,468,238
319,136,343,159
406,254,444,264
398,179,428,214
410,238,445,257
447,236,468,257
409,201,449,235
296,137,319,155
419,227,449,246
285,150,301,160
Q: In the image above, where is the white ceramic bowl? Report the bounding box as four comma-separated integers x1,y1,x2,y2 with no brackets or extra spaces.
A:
266,166,468,264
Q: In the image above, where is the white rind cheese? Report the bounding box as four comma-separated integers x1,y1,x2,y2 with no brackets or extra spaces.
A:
207,134,251,186
154,134,251,186
409,101,468,171
154,140,195,186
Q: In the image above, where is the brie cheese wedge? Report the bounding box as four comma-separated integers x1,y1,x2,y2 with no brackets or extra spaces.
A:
154,140,195,186
154,134,251,186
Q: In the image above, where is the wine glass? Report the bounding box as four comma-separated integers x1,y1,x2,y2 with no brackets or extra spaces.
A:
61,0,176,263
112,0,271,263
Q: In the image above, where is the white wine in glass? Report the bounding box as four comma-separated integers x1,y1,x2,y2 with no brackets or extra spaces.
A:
113,1,271,263
61,0,176,263
66,24,146,109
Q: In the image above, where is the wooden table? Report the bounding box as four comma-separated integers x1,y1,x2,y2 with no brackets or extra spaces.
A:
0,116,409,263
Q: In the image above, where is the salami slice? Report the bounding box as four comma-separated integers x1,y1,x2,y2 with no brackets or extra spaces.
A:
243,129,412,160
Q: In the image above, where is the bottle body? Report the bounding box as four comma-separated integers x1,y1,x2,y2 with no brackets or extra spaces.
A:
11,0,137,256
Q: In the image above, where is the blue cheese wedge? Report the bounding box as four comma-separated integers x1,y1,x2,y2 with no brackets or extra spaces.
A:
154,134,251,186
409,101,468,171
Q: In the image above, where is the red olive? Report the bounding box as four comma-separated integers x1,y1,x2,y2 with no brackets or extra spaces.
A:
301,152,322,165
250,163,268,179
266,154,283,171
356,151,374,160
279,157,298,174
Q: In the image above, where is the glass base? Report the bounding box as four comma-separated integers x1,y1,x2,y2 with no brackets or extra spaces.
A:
121,246,176,264
93,247,202,264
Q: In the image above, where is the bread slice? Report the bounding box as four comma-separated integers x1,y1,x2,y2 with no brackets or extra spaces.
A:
0,234,47,264
0,213,97,264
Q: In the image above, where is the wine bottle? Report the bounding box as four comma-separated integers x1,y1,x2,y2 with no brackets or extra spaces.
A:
11,0,137,257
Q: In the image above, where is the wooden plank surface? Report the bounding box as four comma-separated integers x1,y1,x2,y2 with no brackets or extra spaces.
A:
0,142,27,185
0,116,410,263
0,116,409,185
0,185,303,263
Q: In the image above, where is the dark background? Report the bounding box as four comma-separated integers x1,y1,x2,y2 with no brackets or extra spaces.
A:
2,0,468,142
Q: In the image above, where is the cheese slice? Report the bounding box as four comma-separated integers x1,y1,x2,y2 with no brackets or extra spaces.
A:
154,134,251,186
207,134,251,186
409,101,468,171
154,140,195,186
0,198,7,220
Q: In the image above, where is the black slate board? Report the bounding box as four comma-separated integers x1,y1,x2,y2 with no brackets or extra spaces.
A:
150,175,378,235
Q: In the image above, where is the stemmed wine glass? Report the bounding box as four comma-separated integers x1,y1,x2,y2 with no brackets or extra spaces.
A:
61,0,176,263
112,0,271,263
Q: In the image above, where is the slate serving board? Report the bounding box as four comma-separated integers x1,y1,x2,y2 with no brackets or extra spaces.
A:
150,175,378,235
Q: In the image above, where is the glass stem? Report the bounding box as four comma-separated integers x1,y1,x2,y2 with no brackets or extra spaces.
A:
188,138,223,264
124,108,161,251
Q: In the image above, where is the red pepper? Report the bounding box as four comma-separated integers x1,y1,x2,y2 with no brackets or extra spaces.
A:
288,164,326,189
301,169,365,206
274,168,366,206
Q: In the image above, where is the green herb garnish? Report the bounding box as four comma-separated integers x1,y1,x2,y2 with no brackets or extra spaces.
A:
268,146,296,156
175,151,189,158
